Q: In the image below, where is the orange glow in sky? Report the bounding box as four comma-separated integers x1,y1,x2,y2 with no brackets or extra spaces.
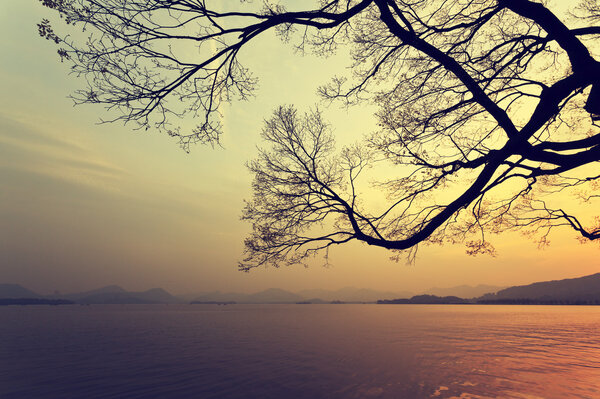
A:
1,0,598,296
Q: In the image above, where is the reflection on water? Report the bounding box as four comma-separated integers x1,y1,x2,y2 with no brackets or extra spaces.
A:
1,304,599,398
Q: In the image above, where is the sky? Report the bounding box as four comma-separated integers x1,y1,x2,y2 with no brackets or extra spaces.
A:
1,0,599,295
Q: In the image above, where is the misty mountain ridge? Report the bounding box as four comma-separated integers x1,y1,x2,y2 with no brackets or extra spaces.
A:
7,284,182,305
192,288,305,304
0,284,42,298
4,273,600,305
72,287,181,304
421,284,505,299
51,284,127,300
479,273,600,304
297,287,415,303
192,287,418,304
378,273,600,305
0,284,506,304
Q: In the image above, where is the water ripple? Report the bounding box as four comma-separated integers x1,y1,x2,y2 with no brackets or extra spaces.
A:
1,304,599,398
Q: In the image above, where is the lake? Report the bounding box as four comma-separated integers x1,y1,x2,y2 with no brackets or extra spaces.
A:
1,304,599,398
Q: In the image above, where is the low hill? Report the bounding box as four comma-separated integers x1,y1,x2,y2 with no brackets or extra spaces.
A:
245,288,305,304
191,291,248,303
192,288,305,304
0,284,41,298
297,287,414,303
378,295,471,304
192,288,413,304
422,284,504,299
478,273,600,304
77,292,155,304
54,285,127,301
133,288,180,304
40,285,183,304
74,287,181,304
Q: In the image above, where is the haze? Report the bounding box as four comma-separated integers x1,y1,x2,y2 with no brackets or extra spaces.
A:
1,0,598,296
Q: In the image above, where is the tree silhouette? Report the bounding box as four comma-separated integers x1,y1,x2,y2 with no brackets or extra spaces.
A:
39,0,600,269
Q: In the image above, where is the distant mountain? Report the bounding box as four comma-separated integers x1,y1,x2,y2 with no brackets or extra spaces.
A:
52,285,127,301
47,285,182,304
192,291,251,303
133,288,180,304
376,273,600,305
77,292,154,304
378,295,471,304
297,287,414,303
422,284,504,299
83,285,128,295
193,288,305,304
478,273,600,304
245,288,305,303
0,284,41,298
192,287,414,304
9,273,600,306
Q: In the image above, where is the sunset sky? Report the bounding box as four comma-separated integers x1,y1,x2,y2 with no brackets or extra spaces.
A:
1,0,599,296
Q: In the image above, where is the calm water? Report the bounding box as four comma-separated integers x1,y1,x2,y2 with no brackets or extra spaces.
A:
1,304,599,399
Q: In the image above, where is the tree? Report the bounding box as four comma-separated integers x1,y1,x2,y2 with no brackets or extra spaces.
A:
38,0,600,270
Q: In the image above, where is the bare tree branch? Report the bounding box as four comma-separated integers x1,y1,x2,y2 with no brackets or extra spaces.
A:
39,0,600,269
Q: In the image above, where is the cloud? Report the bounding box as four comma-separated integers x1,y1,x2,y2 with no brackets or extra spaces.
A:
0,113,241,229
0,114,127,196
